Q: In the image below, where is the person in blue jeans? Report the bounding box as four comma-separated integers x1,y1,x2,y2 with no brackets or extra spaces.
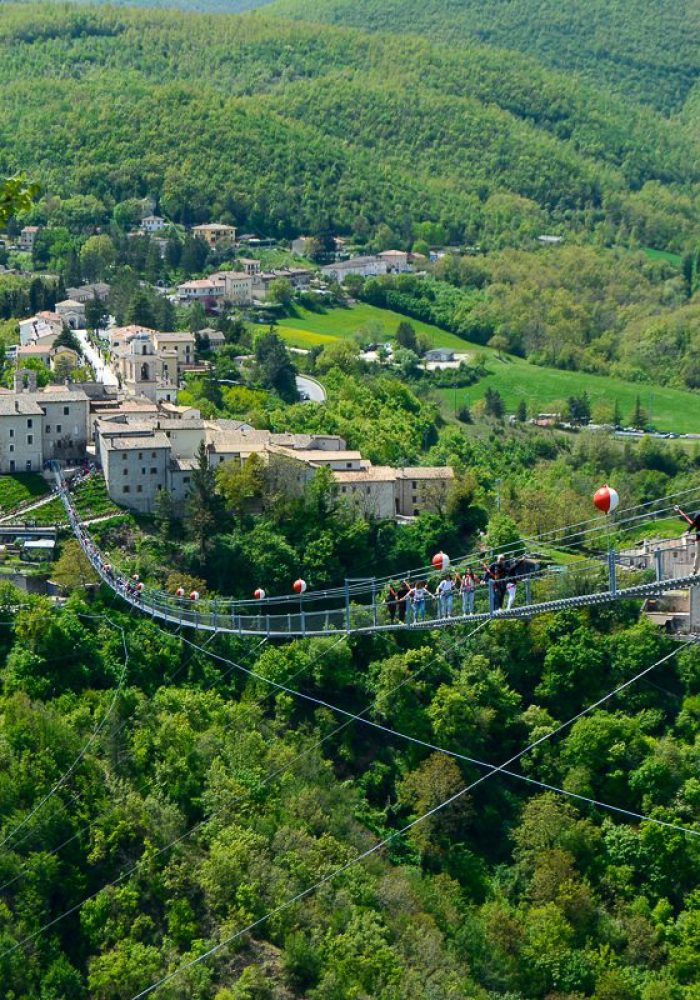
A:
460,566,478,614
436,574,454,617
412,581,430,621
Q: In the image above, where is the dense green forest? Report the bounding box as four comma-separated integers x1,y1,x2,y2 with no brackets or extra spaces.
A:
271,0,700,115
1,585,699,1000
51,0,700,116
1,4,700,248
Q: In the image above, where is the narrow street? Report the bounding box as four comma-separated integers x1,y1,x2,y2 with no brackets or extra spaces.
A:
75,328,119,387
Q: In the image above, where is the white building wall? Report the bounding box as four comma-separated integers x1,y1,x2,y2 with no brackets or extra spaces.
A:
103,445,169,514
40,398,89,462
0,413,44,473
337,480,396,520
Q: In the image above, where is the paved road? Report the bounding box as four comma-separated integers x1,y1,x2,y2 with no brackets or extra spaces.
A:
75,328,119,387
296,374,326,403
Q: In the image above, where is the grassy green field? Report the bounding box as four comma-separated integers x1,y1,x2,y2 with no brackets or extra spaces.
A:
622,515,684,543
0,473,49,512
276,302,699,433
642,247,682,266
72,475,121,520
436,354,700,433
278,303,471,350
6,475,121,526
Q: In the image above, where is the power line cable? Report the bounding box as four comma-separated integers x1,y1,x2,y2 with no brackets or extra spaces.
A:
0,615,130,851
127,639,695,1000
0,623,487,957
174,629,699,839
0,628,348,897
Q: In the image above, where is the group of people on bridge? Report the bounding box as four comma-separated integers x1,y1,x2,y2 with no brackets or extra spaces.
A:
385,555,527,624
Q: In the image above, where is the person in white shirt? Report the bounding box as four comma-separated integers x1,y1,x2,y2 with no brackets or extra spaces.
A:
436,574,454,617
412,582,430,621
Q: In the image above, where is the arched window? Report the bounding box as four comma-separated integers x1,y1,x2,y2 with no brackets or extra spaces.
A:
140,362,150,381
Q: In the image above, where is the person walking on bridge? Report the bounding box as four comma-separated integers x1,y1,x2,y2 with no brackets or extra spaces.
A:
483,554,507,610
396,580,410,624
386,583,399,624
674,506,700,574
436,573,454,618
460,566,478,615
412,581,430,622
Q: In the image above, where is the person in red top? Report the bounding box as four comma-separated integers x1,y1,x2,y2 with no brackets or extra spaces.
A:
674,506,700,574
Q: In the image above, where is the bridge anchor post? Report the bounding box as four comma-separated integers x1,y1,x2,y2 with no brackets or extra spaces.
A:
654,548,663,583
608,549,617,597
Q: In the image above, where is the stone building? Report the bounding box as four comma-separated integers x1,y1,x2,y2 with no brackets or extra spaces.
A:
192,223,237,249
0,375,90,472
95,412,454,520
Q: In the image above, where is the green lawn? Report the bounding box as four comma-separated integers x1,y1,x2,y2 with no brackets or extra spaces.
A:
436,355,700,433
72,475,121,520
5,475,120,526
643,247,682,266
621,516,685,544
276,302,700,433
0,473,50,512
278,303,471,350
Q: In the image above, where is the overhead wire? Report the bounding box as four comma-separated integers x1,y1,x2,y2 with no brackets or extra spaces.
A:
0,627,349,899
0,622,489,958
4,588,697,965
173,628,699,839
0,621,289,894
0,476,689,881
127,639,697,1000
0,613,130,851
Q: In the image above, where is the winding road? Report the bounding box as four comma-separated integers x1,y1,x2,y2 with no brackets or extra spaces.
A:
296,374,326,403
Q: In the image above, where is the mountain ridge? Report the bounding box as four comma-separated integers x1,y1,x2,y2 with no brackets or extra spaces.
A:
1,3,698,248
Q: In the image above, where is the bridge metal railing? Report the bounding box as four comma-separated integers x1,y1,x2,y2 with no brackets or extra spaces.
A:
54,469,700,638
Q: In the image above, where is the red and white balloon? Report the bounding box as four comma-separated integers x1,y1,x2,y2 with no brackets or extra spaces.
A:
593,484,619,515
175,587,185,598
254,588,266,600
431,551,450,571
293,578,307,595
189,590,200,601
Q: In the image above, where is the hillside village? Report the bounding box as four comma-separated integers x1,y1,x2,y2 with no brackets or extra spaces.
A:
0,214,459,518
2,230,452,522
2,6,700,1000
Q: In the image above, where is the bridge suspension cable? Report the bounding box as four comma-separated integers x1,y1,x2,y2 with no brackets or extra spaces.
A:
173,628,700,839
53,468,700,637
127,639,697,1000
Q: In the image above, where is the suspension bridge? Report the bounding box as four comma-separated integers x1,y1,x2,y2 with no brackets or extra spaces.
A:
56,472,700,638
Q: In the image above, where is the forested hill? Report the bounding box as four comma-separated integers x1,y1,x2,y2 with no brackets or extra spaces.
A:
1,3,700,249
270,0,700,115
42,0,700,114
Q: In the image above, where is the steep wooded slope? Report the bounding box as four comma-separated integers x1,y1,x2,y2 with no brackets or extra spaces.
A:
1,4,699,246
270,0,700,114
